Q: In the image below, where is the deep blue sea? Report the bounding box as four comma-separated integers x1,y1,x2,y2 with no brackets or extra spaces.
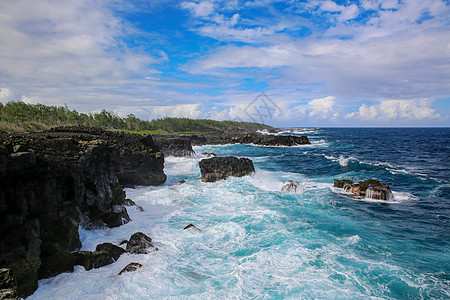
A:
29,128,450,299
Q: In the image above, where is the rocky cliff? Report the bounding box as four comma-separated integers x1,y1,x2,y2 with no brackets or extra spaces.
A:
0,126,166,298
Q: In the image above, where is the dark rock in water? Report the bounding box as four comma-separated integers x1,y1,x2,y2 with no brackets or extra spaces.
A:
191,132,311,146
178,180,186,184
334,178,393,200
0,268,17,300
183,224,201,231
73,243,125,271
118,262,143,275
95,243,126,261
126,232,155,254
73,251,115,271
281,180,300,193
136,205,144,212
153,135,195,157
0,126,166,297
199,156,255,182
119,240,128,246
333,179,354,189
202,152,217,157
38,251,75,279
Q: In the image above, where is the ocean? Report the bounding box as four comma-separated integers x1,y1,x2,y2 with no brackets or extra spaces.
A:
29,128,450,299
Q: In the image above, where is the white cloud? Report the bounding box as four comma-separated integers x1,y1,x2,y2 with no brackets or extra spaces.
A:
308,96,337,119
180,1,214,17
348,99,441,122
0,88,14,102
320,1,359,22
151,104,203,119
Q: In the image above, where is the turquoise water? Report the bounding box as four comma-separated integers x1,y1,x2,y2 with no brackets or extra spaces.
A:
30,128,450,299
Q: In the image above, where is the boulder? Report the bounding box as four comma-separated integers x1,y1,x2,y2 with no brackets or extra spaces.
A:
118,262,143,275
281,180,300,193
334,179,393,200
73,251,115,271
95,243,126,261
199,157,255,182
126,232,156,254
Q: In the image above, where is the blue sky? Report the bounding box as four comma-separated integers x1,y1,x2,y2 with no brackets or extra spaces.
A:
0,0,449,127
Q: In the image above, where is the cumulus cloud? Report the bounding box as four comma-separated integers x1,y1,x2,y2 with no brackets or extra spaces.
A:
151,104,203,119
347,99,441,122
180,1,214,17
320,1,359,22
308,96,338,119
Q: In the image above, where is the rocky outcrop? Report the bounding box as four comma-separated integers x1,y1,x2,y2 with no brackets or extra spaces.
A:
126,232,156,254
334,179,393,200
183,224,201,231
281,180,301,193
152,135,195,157
190,132,310,146
199,157,255,182
73,243,126,271
0,126,166,297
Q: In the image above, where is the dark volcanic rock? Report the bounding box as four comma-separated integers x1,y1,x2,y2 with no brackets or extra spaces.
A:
334,179,393,200
153,135,195,157
202,152,217,157
199,156,255,182
126,232,155,254
0,126,166,297
73,243,125,271
118,262,143,275
95,243,126,261
38,251,75,279
191,132,310,146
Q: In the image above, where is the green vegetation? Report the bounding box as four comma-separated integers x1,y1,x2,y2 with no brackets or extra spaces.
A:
0,101,273,134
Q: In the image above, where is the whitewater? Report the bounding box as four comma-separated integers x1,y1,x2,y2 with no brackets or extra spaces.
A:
29,128,450,299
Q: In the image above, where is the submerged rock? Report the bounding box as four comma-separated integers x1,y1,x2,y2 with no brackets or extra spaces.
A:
126,232,156,254
118,262,143,275
199,156,255,182
334,179,393,200
281,180,300,193
73,243,125,271
183,224,201,231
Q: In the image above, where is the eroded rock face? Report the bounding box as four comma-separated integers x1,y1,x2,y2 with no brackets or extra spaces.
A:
153,136,195,157
0,127,166,297
0,268,17,300
199,157,255,182
334,179,393,200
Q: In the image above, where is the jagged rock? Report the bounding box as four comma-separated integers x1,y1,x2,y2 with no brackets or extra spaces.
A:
334,179,393,200
126,232,155,254
0,127,166,297
73,243,125,271
281,180,300,193
202,152,217,157
153,136,195,157
118,262,143,275
190,132,310,146
95,243,126,261
183,224,201,231
199,157,255,182
0,268,17,300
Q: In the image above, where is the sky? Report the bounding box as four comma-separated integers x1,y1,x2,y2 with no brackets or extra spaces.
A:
0,0,449,127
